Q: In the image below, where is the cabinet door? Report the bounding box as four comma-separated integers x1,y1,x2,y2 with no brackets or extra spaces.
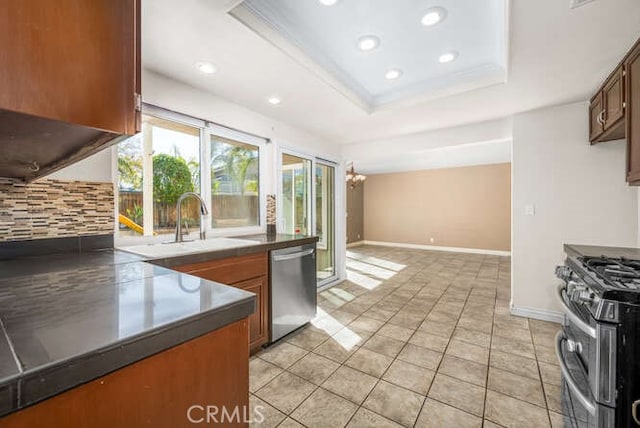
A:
0,0,140,135
603,67,625,131
233,276,268,351
589,94,604,142
626,43,640,184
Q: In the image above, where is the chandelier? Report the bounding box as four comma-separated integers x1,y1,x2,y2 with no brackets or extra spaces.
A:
346,163,366,189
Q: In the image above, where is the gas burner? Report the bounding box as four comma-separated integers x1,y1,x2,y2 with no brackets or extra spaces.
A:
581,256,640,290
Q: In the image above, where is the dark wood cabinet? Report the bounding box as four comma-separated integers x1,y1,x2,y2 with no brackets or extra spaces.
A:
0,319,250,428
626,42,640,184
603,67,626,133
590,66,625,144
174,253,269,354
0,0,141,181
590,93,605,141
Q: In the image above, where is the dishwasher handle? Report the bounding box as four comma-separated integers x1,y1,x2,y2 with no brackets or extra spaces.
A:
272,248,315,262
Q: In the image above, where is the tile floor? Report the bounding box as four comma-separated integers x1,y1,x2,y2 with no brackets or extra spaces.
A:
249,245,564,428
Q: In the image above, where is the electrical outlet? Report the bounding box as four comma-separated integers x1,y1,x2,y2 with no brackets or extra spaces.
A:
357,234,361,239
525,204,536,216
430,237,435,243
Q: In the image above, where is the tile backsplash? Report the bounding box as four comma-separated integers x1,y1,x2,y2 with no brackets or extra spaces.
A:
0,179,114,242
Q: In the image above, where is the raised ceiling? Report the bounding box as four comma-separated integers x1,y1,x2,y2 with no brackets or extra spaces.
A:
231,0,507,111
142,0,640,166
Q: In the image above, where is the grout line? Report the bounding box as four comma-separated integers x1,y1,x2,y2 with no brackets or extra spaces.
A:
481,266,499,426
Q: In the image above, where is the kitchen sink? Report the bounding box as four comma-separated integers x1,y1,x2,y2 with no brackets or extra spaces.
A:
120,237,261,258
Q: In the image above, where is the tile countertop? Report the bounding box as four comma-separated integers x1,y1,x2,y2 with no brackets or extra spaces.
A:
564,243,640,259
0,233,316,417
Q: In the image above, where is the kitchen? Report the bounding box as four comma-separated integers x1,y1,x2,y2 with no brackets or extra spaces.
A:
1,0,640,427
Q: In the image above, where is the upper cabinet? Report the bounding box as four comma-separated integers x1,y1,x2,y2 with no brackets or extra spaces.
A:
0,0,141,182
590,66,626,144
589,36,640,185
626,42,640,184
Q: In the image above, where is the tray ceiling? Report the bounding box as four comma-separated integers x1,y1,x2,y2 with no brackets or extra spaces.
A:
231,0,508,111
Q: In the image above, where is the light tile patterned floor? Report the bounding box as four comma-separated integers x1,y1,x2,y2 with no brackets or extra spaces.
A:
250,245,563,428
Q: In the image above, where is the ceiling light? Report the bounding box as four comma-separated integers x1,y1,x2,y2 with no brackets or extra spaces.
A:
267,96,281,105
357,35,380,52
421,7,447,26
438,51,458,63
385,69,403,80
318,0,338,5
195,61,217,74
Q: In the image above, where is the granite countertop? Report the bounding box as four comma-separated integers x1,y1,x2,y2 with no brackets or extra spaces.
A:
564,243,640,259
0,233,316,417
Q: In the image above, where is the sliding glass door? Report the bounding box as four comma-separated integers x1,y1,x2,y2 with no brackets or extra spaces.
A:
315,161,336,285
281,153,312,235
279,152,338,287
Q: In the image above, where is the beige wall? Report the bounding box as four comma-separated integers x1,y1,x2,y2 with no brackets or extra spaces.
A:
364,163,511,251
346,183,364,244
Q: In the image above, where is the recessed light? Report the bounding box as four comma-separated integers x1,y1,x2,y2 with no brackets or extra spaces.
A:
195,61,217,74
268,96,281,105
438,51,458,63
357,35,380,52
318,0,338,5
385,69,403,80
421,7,447,26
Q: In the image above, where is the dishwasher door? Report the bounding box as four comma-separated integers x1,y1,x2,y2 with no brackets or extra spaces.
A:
270,243,317,342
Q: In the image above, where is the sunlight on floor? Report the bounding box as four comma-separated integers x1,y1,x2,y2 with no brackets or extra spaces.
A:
345,269,382,290
346,250,407,271
311,310,362,350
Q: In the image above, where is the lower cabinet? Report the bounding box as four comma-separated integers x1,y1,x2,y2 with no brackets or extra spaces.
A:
0,319,250,428
174,252,269,353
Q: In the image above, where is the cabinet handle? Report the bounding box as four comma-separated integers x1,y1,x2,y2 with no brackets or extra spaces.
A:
633,400,640,425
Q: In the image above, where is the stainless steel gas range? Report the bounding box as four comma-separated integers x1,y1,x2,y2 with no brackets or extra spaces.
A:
555,247,640,427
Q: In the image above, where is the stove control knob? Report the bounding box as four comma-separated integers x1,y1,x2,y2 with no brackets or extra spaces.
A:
555,266,573,281
576,290,594,305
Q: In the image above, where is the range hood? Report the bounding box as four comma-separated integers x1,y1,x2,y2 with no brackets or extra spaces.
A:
0,110,129,182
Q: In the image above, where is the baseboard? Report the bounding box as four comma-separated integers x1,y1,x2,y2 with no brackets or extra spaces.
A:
346,240,365,248
510,305,564,324
362,240,511,256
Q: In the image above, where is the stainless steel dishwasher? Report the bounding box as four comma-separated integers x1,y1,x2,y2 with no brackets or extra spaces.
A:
270,243,317,342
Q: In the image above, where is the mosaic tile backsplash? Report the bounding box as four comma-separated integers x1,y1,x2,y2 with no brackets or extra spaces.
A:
0,179,114,242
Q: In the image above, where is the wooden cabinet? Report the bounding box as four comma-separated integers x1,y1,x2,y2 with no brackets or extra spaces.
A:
589,36,640,185
0,319,250,428
174,253,269,353
590,66,625,144
626,42,640,184
0,0,141,181
590,93,605,141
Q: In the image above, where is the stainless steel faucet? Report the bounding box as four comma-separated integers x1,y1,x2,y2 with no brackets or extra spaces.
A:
174,192,209,243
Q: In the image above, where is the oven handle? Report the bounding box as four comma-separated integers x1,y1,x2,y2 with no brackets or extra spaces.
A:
555,331,596,416
556,284,597,339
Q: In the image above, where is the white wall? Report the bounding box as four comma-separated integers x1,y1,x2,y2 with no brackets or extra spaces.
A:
342,117,512,174
48,146,114,182
512,101,637,321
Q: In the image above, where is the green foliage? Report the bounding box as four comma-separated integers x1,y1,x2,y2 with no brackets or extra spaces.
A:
211,143,258,195
152,154,194,205
125,204,143,224
117,135,143,190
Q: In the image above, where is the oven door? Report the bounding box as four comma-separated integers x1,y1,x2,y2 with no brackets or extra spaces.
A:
556,284,617,408
556,331,616,427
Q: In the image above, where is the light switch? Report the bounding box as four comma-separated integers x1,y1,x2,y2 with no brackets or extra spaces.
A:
525,204,536,216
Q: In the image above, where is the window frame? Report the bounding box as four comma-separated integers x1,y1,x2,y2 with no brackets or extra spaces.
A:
115,104,267,244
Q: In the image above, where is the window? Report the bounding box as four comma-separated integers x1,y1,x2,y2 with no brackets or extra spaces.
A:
117,108,264,238
210,136,260,228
